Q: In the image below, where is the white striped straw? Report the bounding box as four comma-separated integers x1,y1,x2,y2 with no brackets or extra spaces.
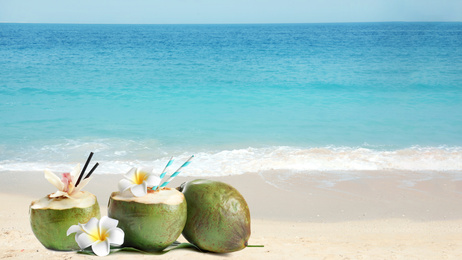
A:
159,155,194,189
152,156,174,190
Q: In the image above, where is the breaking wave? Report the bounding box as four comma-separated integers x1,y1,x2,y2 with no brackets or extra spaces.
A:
1,141,461,176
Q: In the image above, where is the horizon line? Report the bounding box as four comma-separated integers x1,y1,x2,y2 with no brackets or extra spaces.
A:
1,21,461,25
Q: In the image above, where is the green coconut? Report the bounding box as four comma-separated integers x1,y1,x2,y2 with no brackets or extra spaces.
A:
108,188,187,251
29,191,101,251
179,179,251,253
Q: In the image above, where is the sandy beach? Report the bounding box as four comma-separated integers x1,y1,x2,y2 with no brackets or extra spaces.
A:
1,170,462,259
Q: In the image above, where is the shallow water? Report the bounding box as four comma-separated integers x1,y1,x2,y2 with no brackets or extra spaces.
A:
1,22,461,175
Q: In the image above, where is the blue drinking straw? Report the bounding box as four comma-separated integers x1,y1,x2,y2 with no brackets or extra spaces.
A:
159,155,194,189
152,156,174,190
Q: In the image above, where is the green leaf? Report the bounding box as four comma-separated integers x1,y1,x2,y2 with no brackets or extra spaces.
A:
77,241,202,256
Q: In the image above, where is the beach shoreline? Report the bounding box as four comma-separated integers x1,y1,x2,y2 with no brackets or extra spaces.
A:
3,170,461,221
1,170,462,259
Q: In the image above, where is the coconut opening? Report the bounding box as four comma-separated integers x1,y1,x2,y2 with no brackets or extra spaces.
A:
30,191,97,210
112,188,184,205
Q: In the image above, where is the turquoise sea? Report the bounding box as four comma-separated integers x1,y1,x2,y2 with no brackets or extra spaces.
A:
1,22,461,175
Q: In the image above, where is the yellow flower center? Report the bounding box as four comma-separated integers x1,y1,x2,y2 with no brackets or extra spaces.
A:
134,171,148,185
89,228,108,242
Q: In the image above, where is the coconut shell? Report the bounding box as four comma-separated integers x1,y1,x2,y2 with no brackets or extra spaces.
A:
180,179,251,253
29,196,100,251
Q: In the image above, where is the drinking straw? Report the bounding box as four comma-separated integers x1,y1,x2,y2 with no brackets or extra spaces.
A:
75,152,93,187
152,156,173,190
84,162,99,179
159,155,194,189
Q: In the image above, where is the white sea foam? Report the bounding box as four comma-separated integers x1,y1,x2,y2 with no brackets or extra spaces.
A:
1,145,461,176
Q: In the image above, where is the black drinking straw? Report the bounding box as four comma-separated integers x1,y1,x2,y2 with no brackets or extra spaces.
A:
84,162,99,179
75,152,94,187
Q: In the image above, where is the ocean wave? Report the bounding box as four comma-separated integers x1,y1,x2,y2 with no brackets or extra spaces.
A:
1,145,462,175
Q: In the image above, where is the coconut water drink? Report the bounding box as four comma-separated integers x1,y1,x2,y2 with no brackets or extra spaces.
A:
108,188,187,251
108,158,192,251
29,153,101,251
30,191,100,250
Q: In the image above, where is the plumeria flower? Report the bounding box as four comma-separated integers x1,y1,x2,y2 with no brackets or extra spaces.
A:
67,216,124,257
44,164,91,198
118,167,160,197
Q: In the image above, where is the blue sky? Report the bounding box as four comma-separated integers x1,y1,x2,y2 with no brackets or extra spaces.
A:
1,0,461,24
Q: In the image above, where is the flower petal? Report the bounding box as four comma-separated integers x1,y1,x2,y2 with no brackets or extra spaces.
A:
106,227,124,246
118,179,135,192
66,182,75,195
66,224,82,236
130,182,147,197
44,170,64,191
99,216,118,232
79,217,99,235
75,232,98,249
70,163,81,181
124,167,137,182
145,175,161,187
72,177,91,195
139,167,154,175
91,239,110,257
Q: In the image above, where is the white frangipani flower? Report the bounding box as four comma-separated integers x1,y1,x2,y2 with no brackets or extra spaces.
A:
118,167,161,197
44,164,91,198
67,216,124,257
